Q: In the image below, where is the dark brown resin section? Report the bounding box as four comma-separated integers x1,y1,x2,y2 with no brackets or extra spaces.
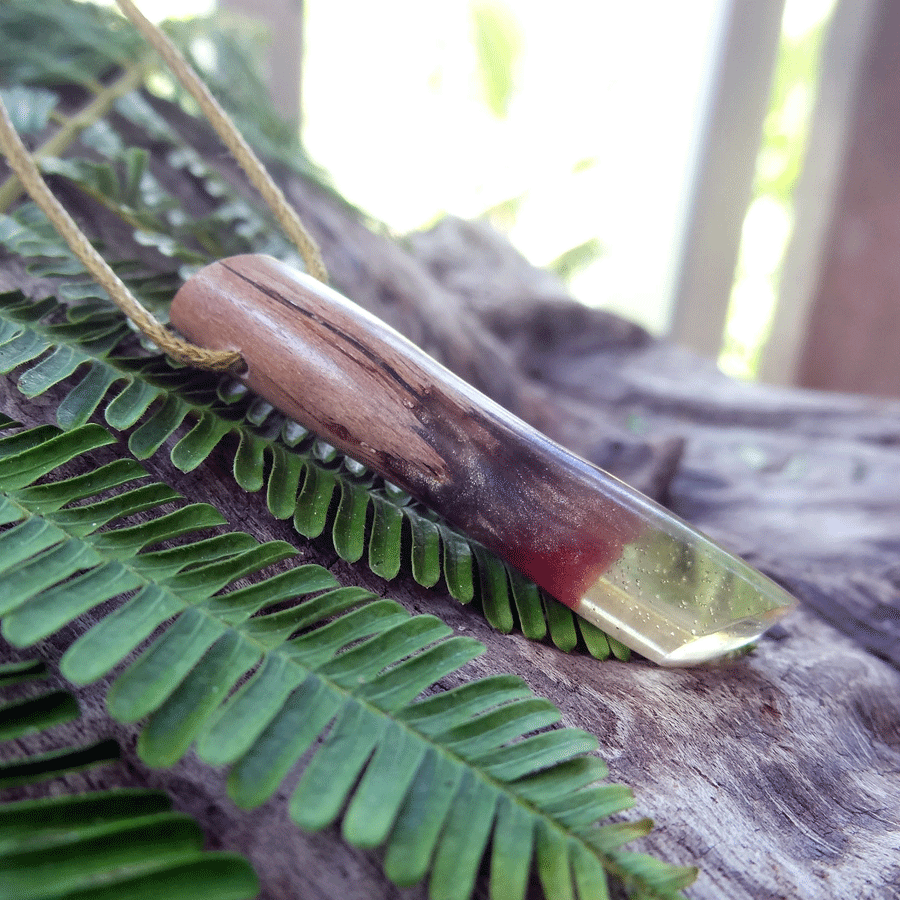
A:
171,255,643,606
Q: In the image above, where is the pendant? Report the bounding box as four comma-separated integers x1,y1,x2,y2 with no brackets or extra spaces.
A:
171,255,795,665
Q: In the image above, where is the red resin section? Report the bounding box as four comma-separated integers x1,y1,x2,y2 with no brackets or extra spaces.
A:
504,519,643,609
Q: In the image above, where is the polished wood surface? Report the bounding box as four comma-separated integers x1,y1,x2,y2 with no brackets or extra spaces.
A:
171,255,641,607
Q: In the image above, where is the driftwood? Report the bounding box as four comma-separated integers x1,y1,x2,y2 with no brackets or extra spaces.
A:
1,94,899,900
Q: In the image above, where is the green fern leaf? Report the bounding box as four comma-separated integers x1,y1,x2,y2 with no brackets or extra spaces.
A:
408,510,442,587
0,689,79,742
0,657,259,898
508,567,548,639
293,461,337,538
333,478,370,561
0,422,694,898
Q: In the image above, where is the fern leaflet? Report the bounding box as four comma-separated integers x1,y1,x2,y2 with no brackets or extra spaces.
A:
0,657,259,899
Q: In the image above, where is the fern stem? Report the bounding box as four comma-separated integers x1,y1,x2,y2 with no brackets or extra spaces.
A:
0,58,155,213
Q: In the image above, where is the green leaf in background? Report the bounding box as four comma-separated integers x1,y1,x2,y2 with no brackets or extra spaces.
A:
0,87,58,136
548,237,605,282
470,0,522,118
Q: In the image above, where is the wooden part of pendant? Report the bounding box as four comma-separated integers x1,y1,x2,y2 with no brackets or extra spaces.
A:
170,255,640,607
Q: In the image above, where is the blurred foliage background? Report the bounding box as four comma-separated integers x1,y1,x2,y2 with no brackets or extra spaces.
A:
85,0,836,381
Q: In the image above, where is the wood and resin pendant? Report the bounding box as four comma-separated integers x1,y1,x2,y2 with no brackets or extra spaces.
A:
171,255,795,665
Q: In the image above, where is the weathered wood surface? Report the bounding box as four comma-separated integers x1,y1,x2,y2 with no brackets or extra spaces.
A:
1,95,899,900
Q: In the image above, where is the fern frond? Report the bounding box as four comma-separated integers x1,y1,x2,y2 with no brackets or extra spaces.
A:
0,16,630,658
0,657,259,899
0,423,694,898
0,273,629,660
0,0,143,90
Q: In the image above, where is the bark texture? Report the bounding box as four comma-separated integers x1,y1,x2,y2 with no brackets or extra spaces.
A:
1,94,898,900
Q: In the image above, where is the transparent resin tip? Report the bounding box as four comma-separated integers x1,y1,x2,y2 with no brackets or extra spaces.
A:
571,509,796,666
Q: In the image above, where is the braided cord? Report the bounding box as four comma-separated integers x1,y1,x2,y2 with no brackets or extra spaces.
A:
114,0,328,284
